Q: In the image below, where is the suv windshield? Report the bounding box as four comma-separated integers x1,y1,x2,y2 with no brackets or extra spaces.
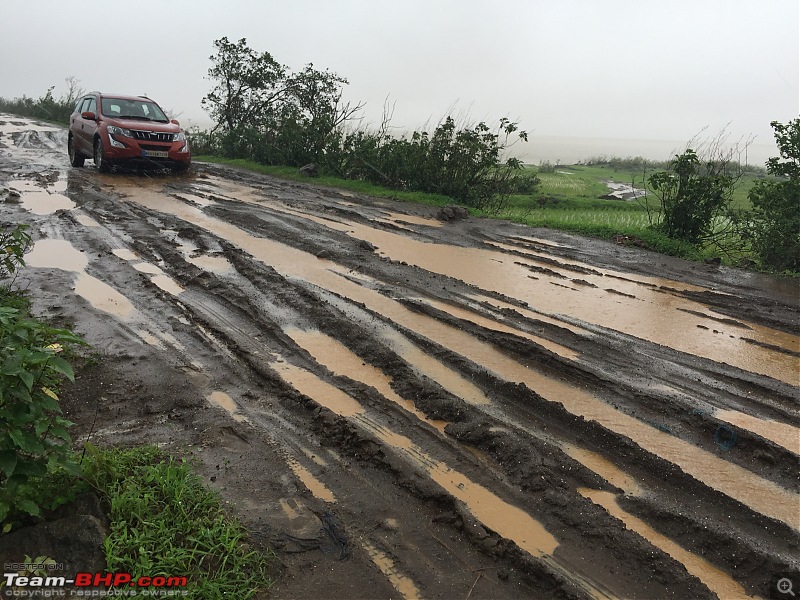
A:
101,98,168,122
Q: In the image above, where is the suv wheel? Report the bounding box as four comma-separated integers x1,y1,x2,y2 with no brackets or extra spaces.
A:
68,135,85,167
94,138,112,173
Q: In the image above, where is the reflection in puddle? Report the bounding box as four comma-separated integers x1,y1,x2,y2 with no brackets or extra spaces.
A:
362,541,421,600
206,391,249,423
285,456,335,503
119,183,799,527
578,489,751,600
715,409,799,454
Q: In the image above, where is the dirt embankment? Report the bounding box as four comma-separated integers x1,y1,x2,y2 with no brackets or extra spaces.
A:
2,115,798,599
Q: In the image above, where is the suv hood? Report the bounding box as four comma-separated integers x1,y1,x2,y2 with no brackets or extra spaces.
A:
110,119,180,132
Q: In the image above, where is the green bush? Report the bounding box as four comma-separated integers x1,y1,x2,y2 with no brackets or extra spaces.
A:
0,225,85,528
747,119,800,272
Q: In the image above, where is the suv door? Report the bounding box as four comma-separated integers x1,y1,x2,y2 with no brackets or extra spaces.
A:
73,96,97,154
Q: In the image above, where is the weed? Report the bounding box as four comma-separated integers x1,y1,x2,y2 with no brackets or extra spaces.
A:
82,445,273,599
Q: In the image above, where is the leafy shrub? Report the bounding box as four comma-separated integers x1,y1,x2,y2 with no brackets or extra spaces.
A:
0,77,84,124
747,119,800,272
0,227,85,527
648,150,736,243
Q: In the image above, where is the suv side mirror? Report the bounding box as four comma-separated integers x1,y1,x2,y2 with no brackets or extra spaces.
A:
170,119,180,125
81,111,96,121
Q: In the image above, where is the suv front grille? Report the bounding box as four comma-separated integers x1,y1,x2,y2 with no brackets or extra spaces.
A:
131,130,173,143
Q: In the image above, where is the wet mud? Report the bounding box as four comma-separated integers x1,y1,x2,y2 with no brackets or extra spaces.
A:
3,115,798,599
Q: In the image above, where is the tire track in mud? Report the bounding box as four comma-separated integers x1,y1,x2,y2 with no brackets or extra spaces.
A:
95,172,800,592
3,121,798,598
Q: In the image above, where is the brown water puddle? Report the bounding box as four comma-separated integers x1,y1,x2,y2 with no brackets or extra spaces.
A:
417,297,579,360
361,541,421,600
269,360,559,560
173,192,216,207
466,293,589,336
206,391,249,423
75,213,101,227
285,456,335,503
508,235,567,248
266,204,797,384
27,239,134,318
376,211,443,228
169,234,233,274
118,184,798,527
11,180,75,215
113,248,185,296
562,445,641,495
715,409,799,454
285,327,447,433
578,489,753,600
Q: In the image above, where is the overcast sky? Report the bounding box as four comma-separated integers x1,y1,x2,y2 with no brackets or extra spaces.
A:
1,0,797,161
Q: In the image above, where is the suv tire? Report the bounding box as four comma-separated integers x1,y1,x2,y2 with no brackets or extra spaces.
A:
68,135,85,167
94,138,112,173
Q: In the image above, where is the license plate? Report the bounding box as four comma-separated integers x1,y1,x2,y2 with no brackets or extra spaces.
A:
142,150,169,158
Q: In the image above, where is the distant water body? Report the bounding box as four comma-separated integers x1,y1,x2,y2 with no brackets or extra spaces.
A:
522,136,778,167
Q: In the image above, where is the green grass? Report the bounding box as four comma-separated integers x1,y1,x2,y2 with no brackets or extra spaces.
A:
82,445,272,599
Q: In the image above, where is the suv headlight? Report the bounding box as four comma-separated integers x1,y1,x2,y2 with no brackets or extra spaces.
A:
173,132,186,142
107,126,132,138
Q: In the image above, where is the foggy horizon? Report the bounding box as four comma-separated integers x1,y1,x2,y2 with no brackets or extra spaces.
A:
1,0,796,165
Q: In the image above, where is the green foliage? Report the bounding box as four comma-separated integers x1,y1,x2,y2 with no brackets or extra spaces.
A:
82,445,272,599
0,307,85,527
0,224,31,284
197,38,535,212
747,119,800,272
648,150,736,243
0,77,84,124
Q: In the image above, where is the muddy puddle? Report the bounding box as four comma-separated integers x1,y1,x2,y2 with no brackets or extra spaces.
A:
362,541,421,600
261,202,799,384
27,239,134,318
115,184,798,527
285,456,335,503
271,359,560,560
112,247,184,295
714,409,799,453
285,327,448,433
206,391,249,424
578,489,751,600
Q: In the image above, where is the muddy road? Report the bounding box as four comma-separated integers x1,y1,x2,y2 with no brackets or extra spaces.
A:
2,115,798,599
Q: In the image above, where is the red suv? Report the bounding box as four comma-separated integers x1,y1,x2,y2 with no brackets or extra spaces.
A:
68,92,191,173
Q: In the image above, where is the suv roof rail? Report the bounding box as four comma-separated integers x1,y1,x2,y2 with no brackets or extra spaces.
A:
139,95,151,100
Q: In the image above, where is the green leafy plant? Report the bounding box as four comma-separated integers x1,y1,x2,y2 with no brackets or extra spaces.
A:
648,149,736,243
0,307,85,526
747,119,800,272
0,223,32,284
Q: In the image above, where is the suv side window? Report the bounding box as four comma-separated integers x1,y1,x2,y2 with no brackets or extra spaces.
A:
78,97,91,114
86,97,97,115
